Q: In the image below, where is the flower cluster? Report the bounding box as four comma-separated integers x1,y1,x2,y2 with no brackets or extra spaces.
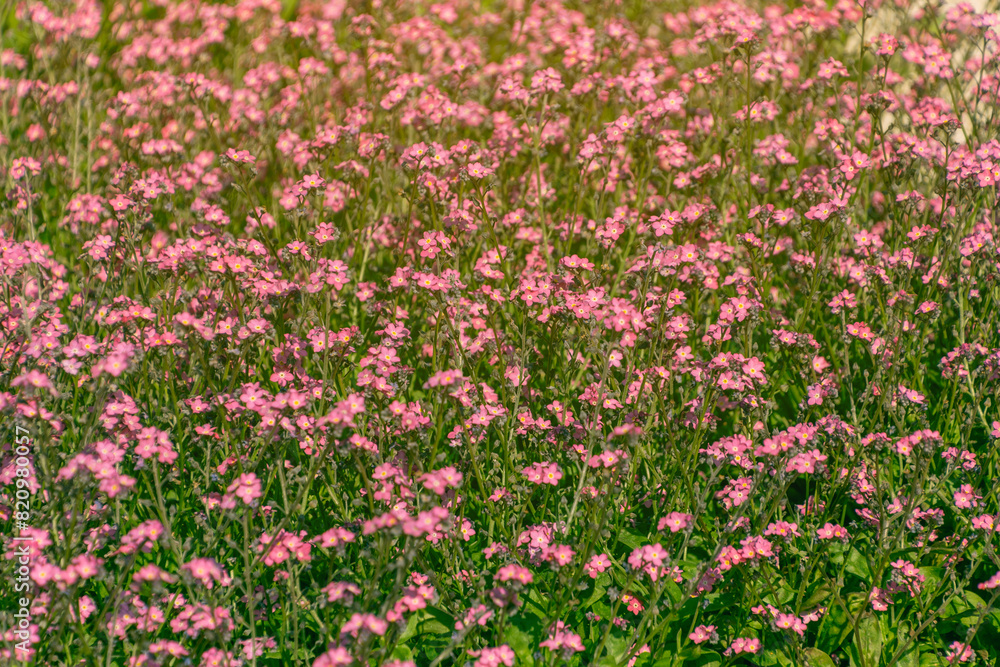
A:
1,0,1000,665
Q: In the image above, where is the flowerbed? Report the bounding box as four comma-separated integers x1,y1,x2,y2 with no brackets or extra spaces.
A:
2,0,1000,666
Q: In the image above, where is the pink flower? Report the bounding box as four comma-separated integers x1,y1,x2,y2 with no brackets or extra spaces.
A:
628,543,666,572
688,625,717,644
585,554,610,579
764,521,801,539
340,613,388,638
658,512,693,533
182,558,229,589
12,370,58,396
227,473,263,505
522,462,562,486
496,564,533,585
773,613,807,636
979,571,1000,590
816,523,849,541
785,450,828,474
954,484,981,509
725,637,761,656
539,620,584,653
30,562,57,587
313,647,353,667
971,515,998,532
945,641,975,664
467,162,493,179
469,645,515,667
425,369,463,388
871,586,892,611
742,357,766,382
546,544,575,566
109,194,132,211
224,148,256,164
101,354,130,377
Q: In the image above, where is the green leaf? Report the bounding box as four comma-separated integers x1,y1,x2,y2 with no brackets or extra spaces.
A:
803,582,833,610
803,647,837,667
583,573,611,610
661,578,684,605
757,647,795,667
617,526,645,551
692,651,723,667
280,0,298,20
504,625,535,666
918,654,947,667
943,589,988,620
656,650,721,667
896,644,919,667
398,607,453,644
424,606,455,633
601,633,629,665
522,588,549,621
855,613,883,667
631,653,654,667
886,620,917,667
396,613,419,645
770,575,797,606
676,646,703,661
391,645,414,661
845,548,872,580
918,567,943,590
817,599,852,653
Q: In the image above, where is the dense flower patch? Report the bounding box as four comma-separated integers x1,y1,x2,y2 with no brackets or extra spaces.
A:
2,0,1000,665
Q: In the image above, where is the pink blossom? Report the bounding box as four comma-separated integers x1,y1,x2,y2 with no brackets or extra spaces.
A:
688,625,717,644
